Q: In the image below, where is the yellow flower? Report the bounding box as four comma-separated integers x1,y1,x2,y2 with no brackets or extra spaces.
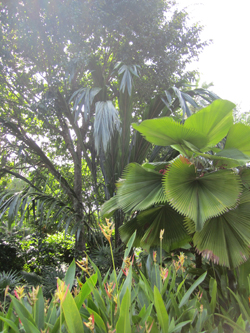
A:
76,257,92,276
160,267,168,282
159,229,165,240
99,218,114,243
153,251,157,263
104,282,116,299
14,286,26,300
55,280,69,303
28,286,40,305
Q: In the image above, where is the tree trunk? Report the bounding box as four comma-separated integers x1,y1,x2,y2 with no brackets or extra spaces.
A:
74,141,85,255
195,252,202,269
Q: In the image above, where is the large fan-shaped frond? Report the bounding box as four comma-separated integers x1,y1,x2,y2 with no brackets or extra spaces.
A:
184,99,234,150
119,205,190,251
117,163,166,213
164,157,242,231
132,117,208,153
193,190,250,268
224,123,250,156
101,196,119,218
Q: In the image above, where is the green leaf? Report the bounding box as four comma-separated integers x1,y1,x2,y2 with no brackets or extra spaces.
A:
62,290,85,333
209,277,217,313
0,314,19,333
164,157,242,231
101,195,119,218
117,163,166,213
10,296,40,333
132,117,208,152
184,99,234,150
75,273,97,309
154,285,169,333
64,259,76,291
94,101,120,153
224,123,250,156
179,272,207,308
35,287,44,331
193,190,250,268
116,288,131,333
86,307,107,332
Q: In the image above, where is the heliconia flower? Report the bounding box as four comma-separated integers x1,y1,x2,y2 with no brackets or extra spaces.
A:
4,285,9,298
84,314,95,332
14,285,26,300
145,320,154,332
104,282,116,299
99,218,114,243
160,267,169,282
76,257,91,276
55,280,69,303
107,322,116,333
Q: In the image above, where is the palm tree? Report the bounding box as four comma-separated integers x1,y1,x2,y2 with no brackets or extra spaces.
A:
102,99,250,268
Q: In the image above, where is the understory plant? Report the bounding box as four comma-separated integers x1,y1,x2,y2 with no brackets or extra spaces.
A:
1,230,249,332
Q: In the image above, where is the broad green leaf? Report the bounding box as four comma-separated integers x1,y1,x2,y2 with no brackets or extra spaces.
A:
0,315,19,333
224,123,250,156
119,265,132,304
179,272,207,308
10,296,37,330
35,287,44,331
116,288,131,333
62,290,84,333
164,157,242,231
132,117,208,151
154,286,169,333
117,163,166,213
101,195,119,218
75,273,97,309
209,277,217,313
184,99,234,150
193,190,250,268
64,259,76,291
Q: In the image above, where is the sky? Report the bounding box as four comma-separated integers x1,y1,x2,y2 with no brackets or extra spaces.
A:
176,0,250,113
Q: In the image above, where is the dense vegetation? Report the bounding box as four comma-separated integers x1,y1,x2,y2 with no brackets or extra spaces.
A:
0,0,250,332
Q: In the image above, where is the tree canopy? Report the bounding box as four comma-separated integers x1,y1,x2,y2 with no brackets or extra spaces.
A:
0,0,213,249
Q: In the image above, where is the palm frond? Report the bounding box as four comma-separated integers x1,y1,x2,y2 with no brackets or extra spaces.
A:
119,205,190,251
132,117,208,154
101,195,119,218
193,190,250,268
117,163,166,213
94,101,120,153
164,157,242,231
184,99,234,150
224,123,250,156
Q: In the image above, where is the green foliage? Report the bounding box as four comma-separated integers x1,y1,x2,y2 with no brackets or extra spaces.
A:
0,0,216,249
103,99,250,268
0,233,223,333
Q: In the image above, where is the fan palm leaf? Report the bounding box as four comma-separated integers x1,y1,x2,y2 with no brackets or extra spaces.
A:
119,205,190,251
132,117,208,154
224,123,250,156
117,163,166,213
184,99,235,150
193,190,250,268
164,157,242,231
